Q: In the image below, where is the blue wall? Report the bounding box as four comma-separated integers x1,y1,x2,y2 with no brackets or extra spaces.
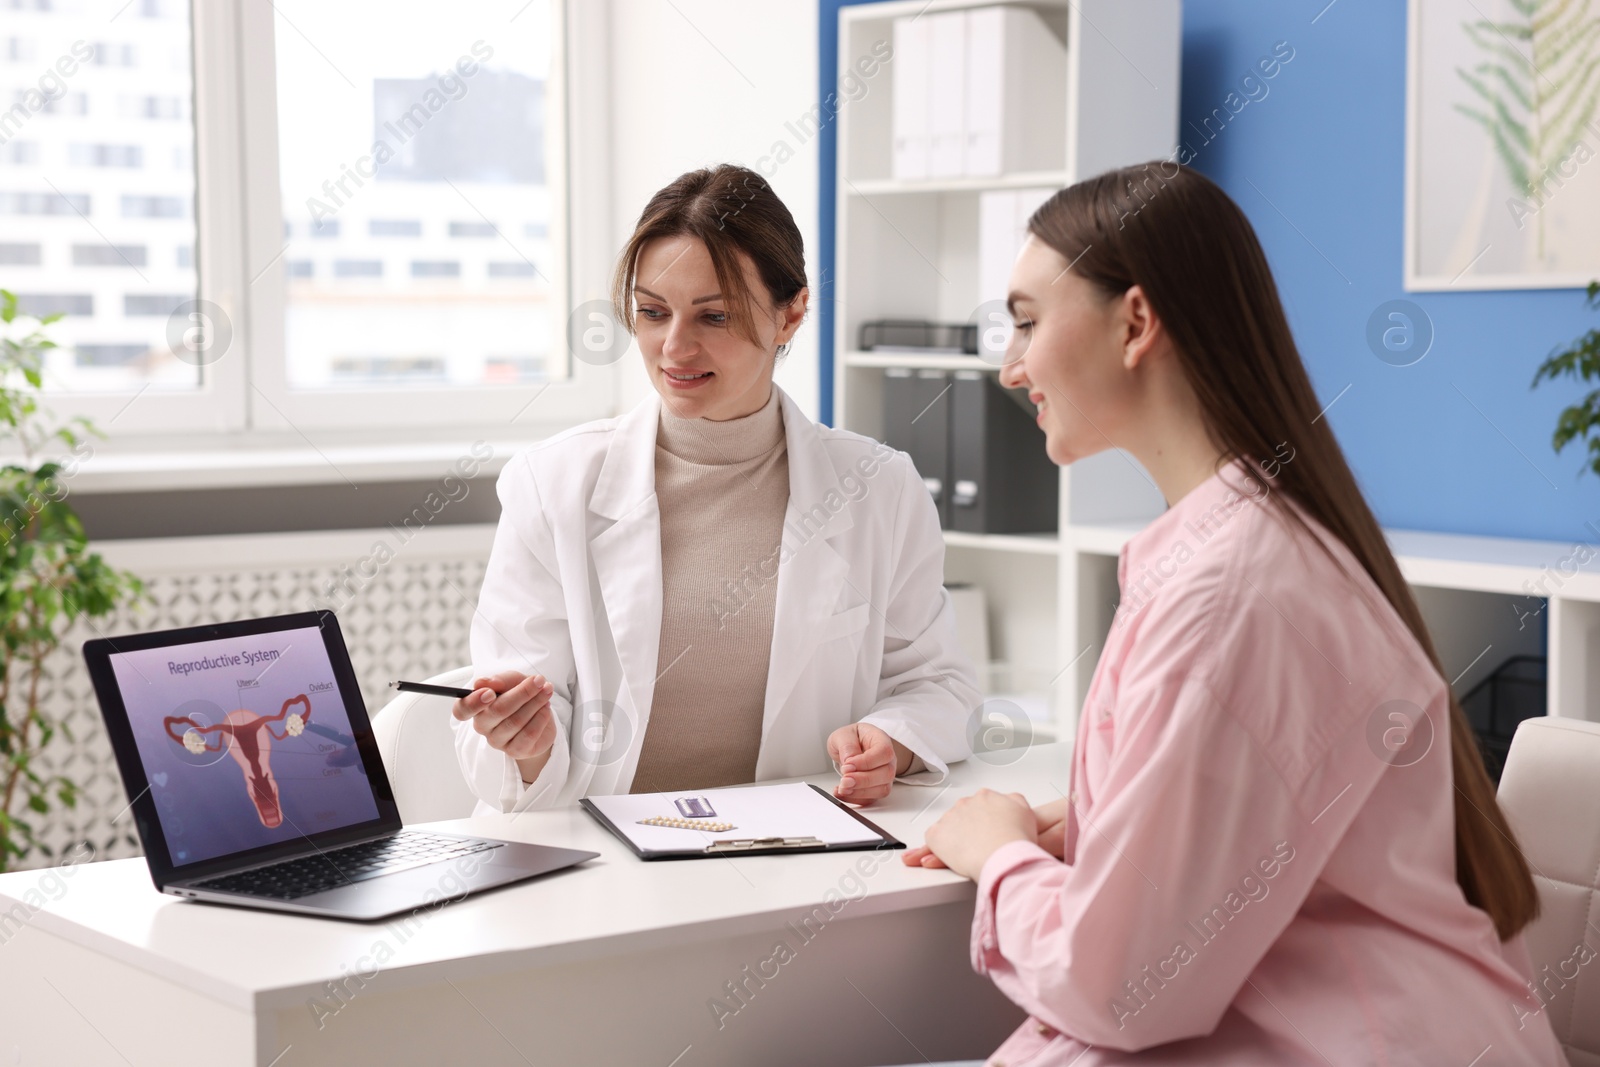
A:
819,0,1600,545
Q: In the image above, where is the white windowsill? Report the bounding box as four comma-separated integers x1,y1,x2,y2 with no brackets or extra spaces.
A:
60,436,551,493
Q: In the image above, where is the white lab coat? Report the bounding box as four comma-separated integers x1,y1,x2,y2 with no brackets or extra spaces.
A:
453,384,981,813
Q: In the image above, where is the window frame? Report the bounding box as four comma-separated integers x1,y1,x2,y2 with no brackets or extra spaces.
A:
13,0,616,449
10,0,252,437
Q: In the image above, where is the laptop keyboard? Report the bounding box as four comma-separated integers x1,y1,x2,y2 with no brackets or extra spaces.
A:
189,831,500,901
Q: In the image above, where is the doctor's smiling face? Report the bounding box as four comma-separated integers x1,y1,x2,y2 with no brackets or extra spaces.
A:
632,234,807,422
613,164,811,423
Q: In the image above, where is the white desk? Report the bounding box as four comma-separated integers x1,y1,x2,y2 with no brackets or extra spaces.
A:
0,744,1069,1067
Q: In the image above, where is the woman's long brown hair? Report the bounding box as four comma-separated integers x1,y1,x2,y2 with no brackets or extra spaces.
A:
1028,161,1540,940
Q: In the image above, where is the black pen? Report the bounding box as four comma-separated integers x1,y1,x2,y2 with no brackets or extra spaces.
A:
389,680,475,699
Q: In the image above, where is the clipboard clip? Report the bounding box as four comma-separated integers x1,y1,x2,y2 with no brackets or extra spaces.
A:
704,836,825,853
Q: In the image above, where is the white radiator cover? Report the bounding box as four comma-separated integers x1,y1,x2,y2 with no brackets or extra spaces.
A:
15,523,496,871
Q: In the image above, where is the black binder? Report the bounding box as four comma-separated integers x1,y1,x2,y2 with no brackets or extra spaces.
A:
949,370,1059,534
883,367,954,527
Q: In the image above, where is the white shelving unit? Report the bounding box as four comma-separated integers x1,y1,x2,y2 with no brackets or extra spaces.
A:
833,0,1597,746
1065,521,1594,716
833,0,1184,738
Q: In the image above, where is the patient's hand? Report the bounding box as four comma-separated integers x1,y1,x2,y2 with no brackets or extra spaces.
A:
908,793,1056,876
827,722,912,805
910,789,1037,880
1032,797,1069,859
452,671,557,783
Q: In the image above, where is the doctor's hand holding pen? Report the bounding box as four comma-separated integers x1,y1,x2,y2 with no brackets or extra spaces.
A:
900,793,1070,878
450,671,558,786
827,723,917,806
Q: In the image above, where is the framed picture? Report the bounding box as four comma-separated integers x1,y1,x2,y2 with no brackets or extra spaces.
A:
1406,0,1600,291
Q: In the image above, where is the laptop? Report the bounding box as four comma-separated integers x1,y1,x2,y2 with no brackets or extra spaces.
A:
83,610,597,921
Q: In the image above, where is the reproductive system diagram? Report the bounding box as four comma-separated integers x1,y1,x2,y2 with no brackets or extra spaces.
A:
162,694,313,829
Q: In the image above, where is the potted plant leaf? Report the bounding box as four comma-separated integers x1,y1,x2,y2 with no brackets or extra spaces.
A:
1,289,144,872
1533,281,1600,479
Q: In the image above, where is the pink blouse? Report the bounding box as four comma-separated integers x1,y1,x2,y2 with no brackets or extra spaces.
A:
970,457,1563,1066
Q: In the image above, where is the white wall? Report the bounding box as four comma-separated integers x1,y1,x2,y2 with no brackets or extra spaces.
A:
600,0,822,420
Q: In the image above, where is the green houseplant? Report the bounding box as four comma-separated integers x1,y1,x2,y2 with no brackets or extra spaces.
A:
0,289,144,872
1533,281,1600,479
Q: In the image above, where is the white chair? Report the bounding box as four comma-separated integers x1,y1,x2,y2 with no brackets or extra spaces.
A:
370,665,480,824
1496,716,1600,1067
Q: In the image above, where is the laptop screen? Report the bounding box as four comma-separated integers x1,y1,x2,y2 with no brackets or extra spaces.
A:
107,623,383,868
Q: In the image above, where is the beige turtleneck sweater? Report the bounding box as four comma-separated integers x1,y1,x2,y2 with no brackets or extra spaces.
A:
629,385,790,794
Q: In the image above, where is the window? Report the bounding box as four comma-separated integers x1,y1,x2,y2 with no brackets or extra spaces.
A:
12,88,87,115
332,259,383,278
1,0,608,441
0,2,199,399
368,219,422,237
76,343,151,366
73,243,147,267
120,194,186,218
123,293,189,316
260,0,566,409
119,94,185,120
69,143,143,168
15,293,92,317
89,42,138,67
0,140,38,164
0,190,90,214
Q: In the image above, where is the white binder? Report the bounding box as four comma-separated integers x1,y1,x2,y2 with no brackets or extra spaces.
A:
890,16,930,180
926,10,967,178
979,186,1058,304
964,7,1069,176
964,7,1006,176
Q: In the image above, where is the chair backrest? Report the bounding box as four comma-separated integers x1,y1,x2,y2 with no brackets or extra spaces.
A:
1496,715,1600,1066
370,665,480,824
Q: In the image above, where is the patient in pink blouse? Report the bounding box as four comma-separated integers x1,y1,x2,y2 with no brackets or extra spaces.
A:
901,162,1564,1065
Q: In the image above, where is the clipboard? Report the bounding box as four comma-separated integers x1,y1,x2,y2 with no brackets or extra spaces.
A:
580,782,905,861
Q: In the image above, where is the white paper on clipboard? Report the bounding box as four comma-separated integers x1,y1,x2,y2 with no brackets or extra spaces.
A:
584,782,886,854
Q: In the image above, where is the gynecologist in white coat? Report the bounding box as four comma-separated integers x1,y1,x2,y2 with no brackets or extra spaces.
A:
452,164,980,813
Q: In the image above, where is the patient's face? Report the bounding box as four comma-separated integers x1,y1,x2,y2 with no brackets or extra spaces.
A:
998,235,1142,467
632,235,787,421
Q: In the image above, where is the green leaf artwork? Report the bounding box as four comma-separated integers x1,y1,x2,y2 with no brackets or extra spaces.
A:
1455,0,1600,259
